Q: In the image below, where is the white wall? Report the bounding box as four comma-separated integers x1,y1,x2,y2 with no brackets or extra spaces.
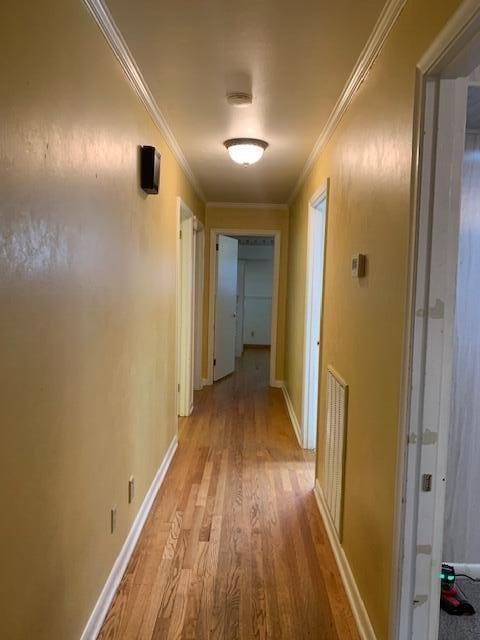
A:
239,244,274,346
444,132,480,564
238,244,274,261
235,260,245,357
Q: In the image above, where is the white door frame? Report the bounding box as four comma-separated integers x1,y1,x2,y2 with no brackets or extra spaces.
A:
194,218,204,391
176,197,196,417
301,180,329,450
392,3,480,639
207,228,281,388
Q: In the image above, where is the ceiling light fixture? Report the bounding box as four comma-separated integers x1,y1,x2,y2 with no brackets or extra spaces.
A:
224,138,268,166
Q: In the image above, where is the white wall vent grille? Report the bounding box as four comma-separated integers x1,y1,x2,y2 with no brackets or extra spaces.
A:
324,366,348,536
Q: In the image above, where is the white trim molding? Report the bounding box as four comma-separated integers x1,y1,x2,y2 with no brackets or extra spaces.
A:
418,0,480,73
80,435,178,640
82,0,205,201
288,0,406,204
314,481,377,640
281,383,303,448
206,202,288,211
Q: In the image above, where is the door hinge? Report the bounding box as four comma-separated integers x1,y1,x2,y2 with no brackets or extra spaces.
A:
177,383,180,393
213,358,216,367
216,242,219,251
422,474,432,492
179,229,182,240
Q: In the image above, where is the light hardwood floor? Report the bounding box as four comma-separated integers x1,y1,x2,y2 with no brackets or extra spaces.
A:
98,348,359,639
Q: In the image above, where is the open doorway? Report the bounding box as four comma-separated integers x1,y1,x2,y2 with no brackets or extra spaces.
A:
234,236,275,350
207,229,281,387
396,9,480,640
302,183,328,450
438,81,480,640
213,234,274,382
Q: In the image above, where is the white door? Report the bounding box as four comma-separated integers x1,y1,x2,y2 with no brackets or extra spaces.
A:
303,191,327,449
194,222,204,391
178,213,195,416
214,235,238,381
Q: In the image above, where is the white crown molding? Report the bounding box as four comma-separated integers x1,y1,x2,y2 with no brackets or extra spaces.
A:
206,201,288,210
418,0,480,73
83,0,205,202
288,0,407,204
80,435,178,640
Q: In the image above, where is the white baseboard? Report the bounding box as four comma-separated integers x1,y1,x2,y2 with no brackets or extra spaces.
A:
314,481,377,640
280,383,303,448
80,434,178,640
270,379,284,388
449,563,480,579
201,377,210,387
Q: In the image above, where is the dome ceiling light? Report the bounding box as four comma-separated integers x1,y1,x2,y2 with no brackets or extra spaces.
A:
224,138,268,167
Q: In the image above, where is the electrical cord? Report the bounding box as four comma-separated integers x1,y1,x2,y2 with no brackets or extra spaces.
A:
455,574,480,583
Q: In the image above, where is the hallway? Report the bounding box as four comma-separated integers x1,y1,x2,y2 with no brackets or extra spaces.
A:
98,349,359,639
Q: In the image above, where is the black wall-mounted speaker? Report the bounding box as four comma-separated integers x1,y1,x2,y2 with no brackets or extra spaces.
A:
141,146,161,194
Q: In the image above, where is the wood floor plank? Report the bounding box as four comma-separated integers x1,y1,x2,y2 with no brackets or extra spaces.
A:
97,348,360,640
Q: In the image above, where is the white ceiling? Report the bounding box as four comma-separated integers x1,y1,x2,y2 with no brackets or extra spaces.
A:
106,0,388,203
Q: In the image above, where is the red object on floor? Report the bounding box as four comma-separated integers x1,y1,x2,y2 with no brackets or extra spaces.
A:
441,584,476,616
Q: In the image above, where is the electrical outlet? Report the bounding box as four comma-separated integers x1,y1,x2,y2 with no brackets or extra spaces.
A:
128,476,135,504
110,507,117,534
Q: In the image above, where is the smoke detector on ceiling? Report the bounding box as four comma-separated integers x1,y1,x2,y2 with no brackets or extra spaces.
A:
226,91,253,107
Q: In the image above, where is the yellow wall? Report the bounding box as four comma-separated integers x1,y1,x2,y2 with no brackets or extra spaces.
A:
284,0,462,637
202,206,289,382
0,1,204,639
